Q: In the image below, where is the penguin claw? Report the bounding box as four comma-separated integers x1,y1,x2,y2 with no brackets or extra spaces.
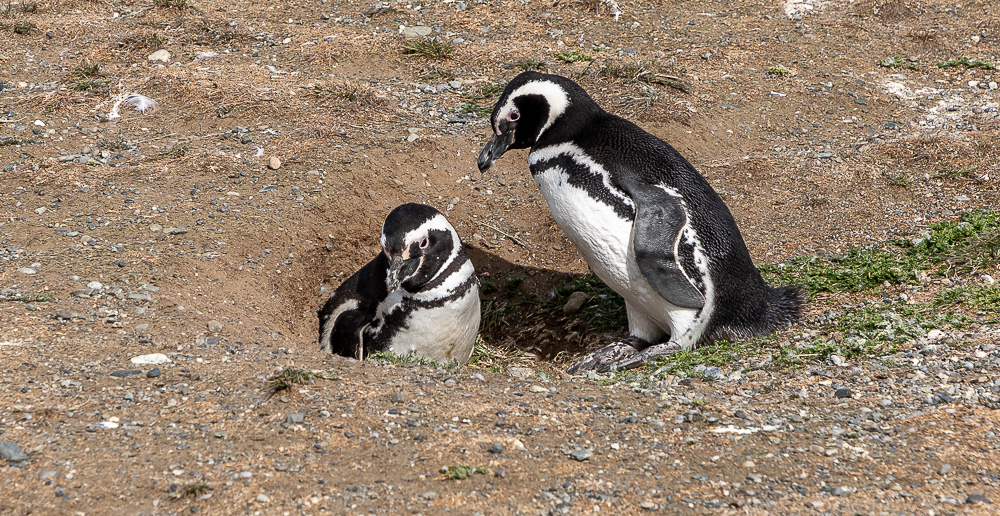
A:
566,337,648,374
600,341,684,372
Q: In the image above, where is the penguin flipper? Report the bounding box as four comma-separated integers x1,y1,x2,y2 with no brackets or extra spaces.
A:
629,184,705,309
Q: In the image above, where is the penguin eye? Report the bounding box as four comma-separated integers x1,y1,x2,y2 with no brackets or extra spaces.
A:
418,237,429,249
508,109,520,122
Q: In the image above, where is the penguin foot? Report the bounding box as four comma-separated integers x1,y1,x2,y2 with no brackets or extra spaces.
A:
566,336,649,374
596,341,684,373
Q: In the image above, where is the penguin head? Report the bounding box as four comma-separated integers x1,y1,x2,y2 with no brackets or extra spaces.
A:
477,71,578,171
380,203,460,293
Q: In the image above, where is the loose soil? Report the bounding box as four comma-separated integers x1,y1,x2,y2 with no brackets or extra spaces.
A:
1,0,999,514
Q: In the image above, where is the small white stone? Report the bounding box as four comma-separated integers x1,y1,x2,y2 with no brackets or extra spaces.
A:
927,329,945,341
148,49,171,62
131,353,171,365
34,206,46,214
88,281,103,290
256,494,270,503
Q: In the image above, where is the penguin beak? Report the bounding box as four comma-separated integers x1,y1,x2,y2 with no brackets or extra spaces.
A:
477,128,515,172
386,255,419,292
386,255,405,291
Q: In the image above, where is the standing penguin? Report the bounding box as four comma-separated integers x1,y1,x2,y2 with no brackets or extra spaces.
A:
477,71,803,373
318,203,481,364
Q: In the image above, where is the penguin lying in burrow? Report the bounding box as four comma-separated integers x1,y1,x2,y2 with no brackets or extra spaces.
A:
477,71,804,374
317,203,481,364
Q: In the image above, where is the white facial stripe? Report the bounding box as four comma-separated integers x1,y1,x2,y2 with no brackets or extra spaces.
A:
401,213,451,249
529,143,634,209
497,80,570,141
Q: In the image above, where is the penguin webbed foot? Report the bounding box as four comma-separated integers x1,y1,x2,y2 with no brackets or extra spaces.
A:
597,341,684,373
566,336,649,374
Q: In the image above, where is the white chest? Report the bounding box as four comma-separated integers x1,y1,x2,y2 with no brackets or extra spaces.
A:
532,162,633,291
387,285,481,364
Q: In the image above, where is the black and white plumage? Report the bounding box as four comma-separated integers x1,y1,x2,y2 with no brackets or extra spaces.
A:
318,203,481,364
477,71,803,373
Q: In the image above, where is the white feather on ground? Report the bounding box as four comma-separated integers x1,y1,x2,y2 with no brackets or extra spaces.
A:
108,93,158,119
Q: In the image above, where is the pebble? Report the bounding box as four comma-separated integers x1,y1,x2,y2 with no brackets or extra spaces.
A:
38,470,57,480
163,227,188,235
111,369,142,378
148,49,171,62
286,411,306,424
529,385,550,393
402,26,433,38
17,267,36,275
268,156,281,170
967,493,992,504
569,449,593,461
0,442,28,463
421,491,439,500
562,291,589,314
938,463,953,475
640,501,657,510
834,387,853,399
508,367,534,380
207,319,223,333
390,392,405,403
488,444,503,454
131,353,171,365
146,368,162,378
256,494,270,503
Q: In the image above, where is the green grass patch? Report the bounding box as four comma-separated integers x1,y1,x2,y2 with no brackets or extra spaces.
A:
1,293,54,303
369,350,455,367
72,80,106,91
170,482,211,499
599,61,684,90
402,38,453,59
877,56,919,70
763,210,1000,294
458,83,504,118
153,0,188,8
441,465,487,480
934,285,1000,313
932,166,976,180
0,137,40,147
505,58,546,71
144,145,189,162
267,368,338,394
69,62,101,80
937,57,995,70
886,175,911,187
459,103,491,117
555,50,591,63
766,66,791,76
543,274,627,334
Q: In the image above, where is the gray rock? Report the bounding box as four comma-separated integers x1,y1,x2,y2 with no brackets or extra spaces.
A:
390,392,405,403
146,368,161,378
834,387,853,399
0,442,28,462
162,227,188,235
111,370,142,378
286,411,306,424
421,491,439,500
569,448,593,461
562,291,589,314
402,26,433,38
38,470,57,479
207,319,223,333
148,49,171,62
967,493,992,504
488,444,503,454
938,463,953,475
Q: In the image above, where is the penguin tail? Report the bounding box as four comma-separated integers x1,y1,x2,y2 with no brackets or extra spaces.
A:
762,285,805,330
